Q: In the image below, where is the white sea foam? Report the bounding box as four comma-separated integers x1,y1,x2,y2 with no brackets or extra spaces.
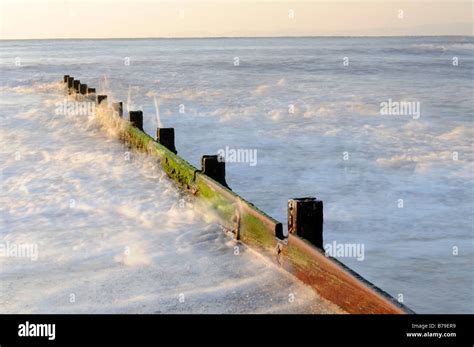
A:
375,152,451,169
410,43,448,52
253,84,269,95
438,125,472,141
410,43,474,52
0,82,338,314
1,82,63,94
146,88,221,101
276,78,286,86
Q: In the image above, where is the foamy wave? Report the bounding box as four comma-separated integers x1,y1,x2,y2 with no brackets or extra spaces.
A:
1,82,63,95
145,88,221,101
410,43,448,52
297,100,378,119
375,151,462,173
347,101,379,116
450,43,474,50
409,43,474,52
16,109,40,119
253,84,269,95
94,103,128,139
208,106,258,122
303,105,336,118
267,109,284,120
438,125,472,141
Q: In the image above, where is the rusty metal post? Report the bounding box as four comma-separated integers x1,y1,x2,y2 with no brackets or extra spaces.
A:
129,111,143,131
201,155,228,188
156,128,177,154
288,197,323,249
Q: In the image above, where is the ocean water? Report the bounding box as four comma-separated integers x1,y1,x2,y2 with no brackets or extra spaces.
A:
0,37,473,313
0,81,343,314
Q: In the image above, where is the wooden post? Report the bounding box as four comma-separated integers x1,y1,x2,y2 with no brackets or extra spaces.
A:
201,155,228,188
97,95,107,105
73,80,80,92
288,197,323,249
112,102,123,118
67,76,74,89
79,83,88,95
63,75,69,83
156,128,177,154
129,111,143,131
87,88,96,95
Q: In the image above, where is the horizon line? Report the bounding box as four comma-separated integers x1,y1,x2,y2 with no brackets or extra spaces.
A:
1,34,472,41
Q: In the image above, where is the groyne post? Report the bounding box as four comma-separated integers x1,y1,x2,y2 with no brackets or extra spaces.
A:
156,128,177,154
201,155,228,188
67,76,74,89
129,111,143,131
73,80,81,93
288,197,323,249
97,95,108,106
80,83,88,95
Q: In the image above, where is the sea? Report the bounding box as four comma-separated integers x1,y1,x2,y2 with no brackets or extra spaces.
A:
0,36,472,313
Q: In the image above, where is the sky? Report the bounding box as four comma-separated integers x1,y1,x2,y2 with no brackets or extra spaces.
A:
0,0,472,39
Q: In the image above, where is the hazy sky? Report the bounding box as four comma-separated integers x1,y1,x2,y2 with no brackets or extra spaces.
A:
0,0,472,39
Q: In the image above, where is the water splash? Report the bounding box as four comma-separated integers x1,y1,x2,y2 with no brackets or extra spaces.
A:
126,85,141,114
153,96,163,128
98,75,111,94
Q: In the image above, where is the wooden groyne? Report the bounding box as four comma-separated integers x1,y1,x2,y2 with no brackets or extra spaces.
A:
63,75,413,314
